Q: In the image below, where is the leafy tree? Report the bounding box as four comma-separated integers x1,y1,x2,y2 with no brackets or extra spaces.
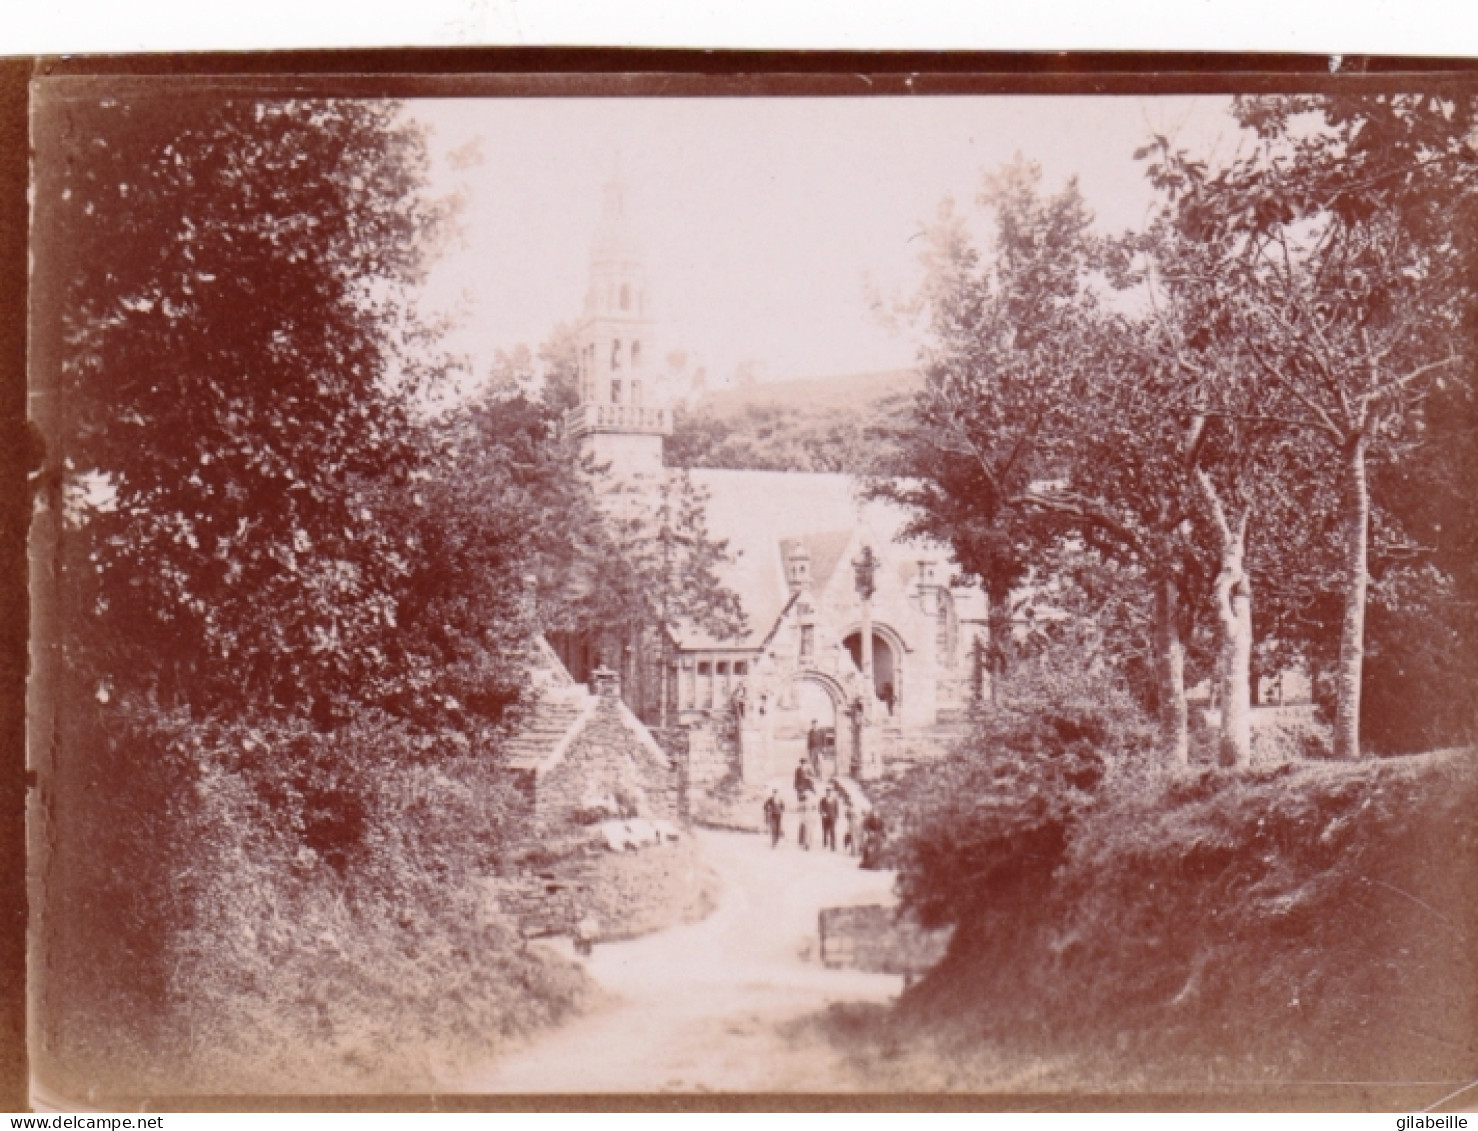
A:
1102,211,1329,767
1144,93,1477,759
883,160,1108,712
553,467,747,723
537,321,583,413
29,90,564,1079
32,94,511,726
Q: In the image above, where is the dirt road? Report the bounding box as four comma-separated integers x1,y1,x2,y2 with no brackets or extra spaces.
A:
463,827,904,1093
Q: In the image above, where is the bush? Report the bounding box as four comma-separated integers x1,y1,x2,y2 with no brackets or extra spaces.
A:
874,746,1478,1092
42,700,590,1096
893,696,1153,931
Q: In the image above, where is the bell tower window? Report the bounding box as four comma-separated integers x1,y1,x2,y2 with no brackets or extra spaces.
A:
631,340,642,367
611,339,622,369
610,379,622,404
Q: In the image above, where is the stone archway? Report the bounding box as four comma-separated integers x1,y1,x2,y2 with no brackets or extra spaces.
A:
843,625,905,718
768,670,854,784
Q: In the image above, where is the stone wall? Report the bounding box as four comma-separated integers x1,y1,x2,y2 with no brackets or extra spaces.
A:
647,726,692,822
682,718,740,788
818,904,953,977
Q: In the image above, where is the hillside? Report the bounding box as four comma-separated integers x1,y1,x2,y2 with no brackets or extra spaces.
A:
667,369,921,475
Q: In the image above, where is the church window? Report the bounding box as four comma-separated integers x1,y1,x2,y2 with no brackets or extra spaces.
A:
716,661,729,676
734,661,748,676
631,340,642,367
611,339,622,369
610,380,622,404
631,380,642,406
800,625,815,660
620,283,630,310
937,596,957,666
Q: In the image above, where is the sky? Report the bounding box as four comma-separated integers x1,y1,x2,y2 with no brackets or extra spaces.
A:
412,95,1246,390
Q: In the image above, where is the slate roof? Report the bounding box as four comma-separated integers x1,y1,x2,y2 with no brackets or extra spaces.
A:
506,641,591,773
505,691,592,772
671,468,947,651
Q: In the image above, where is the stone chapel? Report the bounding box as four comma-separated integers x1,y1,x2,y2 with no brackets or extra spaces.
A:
549,176,990,793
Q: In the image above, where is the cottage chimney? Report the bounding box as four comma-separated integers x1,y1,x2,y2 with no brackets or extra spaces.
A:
590,665,621,699
786,542,812,592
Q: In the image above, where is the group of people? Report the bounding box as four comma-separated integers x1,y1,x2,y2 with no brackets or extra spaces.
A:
762,757,885,866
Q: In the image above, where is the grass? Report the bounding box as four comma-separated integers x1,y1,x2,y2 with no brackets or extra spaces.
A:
825,746,1478,1105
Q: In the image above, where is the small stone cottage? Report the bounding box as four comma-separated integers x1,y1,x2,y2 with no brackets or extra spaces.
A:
506,639,682,833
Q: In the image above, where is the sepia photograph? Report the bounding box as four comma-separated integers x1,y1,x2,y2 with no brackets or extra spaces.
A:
23,65,1478,1108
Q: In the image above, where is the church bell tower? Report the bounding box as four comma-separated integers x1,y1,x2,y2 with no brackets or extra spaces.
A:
565,174,671,480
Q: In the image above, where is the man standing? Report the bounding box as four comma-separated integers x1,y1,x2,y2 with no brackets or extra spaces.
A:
861,808,886,869
763,789,785,848
794,757,814,802
819,786,839,851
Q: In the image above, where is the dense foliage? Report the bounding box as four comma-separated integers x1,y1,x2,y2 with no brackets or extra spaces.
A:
30,92,585,1091
882,98,1478,766
865,748,1478,1093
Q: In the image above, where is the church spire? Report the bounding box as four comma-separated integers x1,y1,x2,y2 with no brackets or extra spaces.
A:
591,167,640,266
565,172,671,480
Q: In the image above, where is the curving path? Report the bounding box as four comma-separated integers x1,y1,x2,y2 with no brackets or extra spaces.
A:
462,827,904,1094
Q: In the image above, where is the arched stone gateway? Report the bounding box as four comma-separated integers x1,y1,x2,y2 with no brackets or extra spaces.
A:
842,623,907,717
759,669,856,785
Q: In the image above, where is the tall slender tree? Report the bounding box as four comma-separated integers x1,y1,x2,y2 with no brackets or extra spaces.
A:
1145,93,1477,759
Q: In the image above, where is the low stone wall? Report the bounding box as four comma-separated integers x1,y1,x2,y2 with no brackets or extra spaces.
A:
684,719,738,788
648,726,692,822
818,904,952,977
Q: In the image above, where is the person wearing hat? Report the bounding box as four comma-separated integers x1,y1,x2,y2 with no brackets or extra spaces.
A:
793,756,815,802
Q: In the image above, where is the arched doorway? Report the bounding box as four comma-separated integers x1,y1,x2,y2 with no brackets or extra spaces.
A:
843,629,899,717
770,671,853,782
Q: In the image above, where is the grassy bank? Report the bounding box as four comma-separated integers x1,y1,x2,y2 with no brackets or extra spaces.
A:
830,745,1478,1102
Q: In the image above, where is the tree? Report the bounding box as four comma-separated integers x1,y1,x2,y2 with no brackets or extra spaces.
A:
31,94,512,726
1005,299,1214,766
883,160,1106,710
1105,210,1327,767
1147,93,1477,759
554,467,747,723
29,91,563,1077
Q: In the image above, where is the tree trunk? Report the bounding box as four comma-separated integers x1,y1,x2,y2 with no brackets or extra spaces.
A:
1214,568,1253,769
1153,573,1190,768
1333,433,1369,761
984,591,1012,707
1195,469,1253,768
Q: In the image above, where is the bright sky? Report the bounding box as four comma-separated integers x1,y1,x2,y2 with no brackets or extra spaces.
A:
413,95,1245,388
